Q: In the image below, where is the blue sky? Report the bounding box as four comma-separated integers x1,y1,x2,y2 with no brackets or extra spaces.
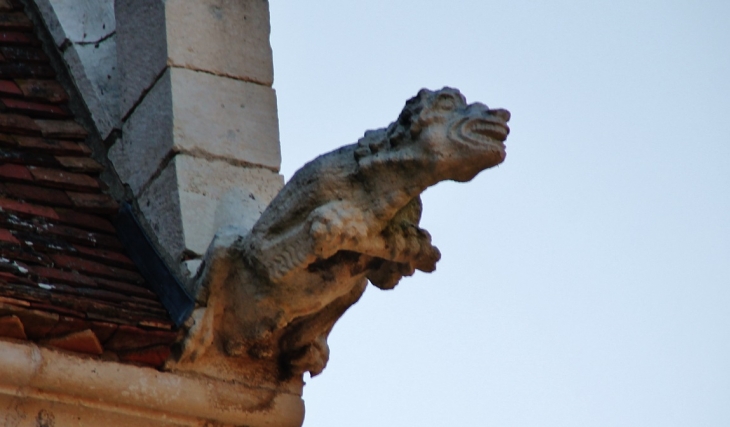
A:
270,1,730,425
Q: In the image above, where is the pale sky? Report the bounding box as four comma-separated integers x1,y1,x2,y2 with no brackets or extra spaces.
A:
269,1,730,426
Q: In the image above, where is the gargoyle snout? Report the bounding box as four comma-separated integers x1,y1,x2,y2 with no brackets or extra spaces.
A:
489,108,511,123
461,103,511,142
467,103,510,122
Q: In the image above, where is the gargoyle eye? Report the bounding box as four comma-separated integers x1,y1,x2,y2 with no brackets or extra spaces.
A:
435,95,457,111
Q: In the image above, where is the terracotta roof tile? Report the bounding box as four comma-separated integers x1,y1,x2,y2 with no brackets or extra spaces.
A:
14,136,89,155
0,6,179,369
54,208,116,233
3,183,74,206
0,79,21,95
49,254,144,283
0,149,60,168
0,196,59,219
34,119,88,140
0,243,53,267
0,62,55,78
89,320,117,343
0,162,31,180
95,277,157,299
66,191,118,213
0,313,25,339
0,46,48,62
42,222,124,250
29,266,98,288
0,12,32,31
55,156,103,173
27,166,100,191
1,97,71,118
0,227,18,244
0,1,21,12
12,306,58,339
72,245,136,268
105,325,179,352
0,113,39,134
0,131,13,145
43,328,103,355
47,314,90,337
0,31,38,46
0,295,28,306
30,301,85,318
15,79,68,103
118,345,171,367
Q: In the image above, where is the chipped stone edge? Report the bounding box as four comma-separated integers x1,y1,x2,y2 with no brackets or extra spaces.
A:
0,339,304,426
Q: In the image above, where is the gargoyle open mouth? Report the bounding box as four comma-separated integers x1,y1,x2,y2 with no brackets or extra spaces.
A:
454,116,510,147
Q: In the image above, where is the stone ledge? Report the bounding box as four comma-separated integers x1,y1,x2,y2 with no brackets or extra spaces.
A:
0,338,304,426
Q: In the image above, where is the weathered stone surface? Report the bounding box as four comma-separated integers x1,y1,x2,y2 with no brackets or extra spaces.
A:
115,0,167,117
183,259,203,278
138,154,283,266
34,0,119,138
62,39,120,138
32,0,67,47
116,0,273,117
165,0,273,85
108,0,282,287
171,67,281,170
112,67,281,195
0,340,305,426
177,154,283,255
173,88,511,382
137,157,184,264
109,69,173,194
34,0,115,46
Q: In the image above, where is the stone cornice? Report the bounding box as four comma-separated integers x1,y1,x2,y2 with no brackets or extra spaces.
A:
0,339,304,426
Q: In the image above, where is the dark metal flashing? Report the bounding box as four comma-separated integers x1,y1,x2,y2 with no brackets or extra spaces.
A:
114,203,194,327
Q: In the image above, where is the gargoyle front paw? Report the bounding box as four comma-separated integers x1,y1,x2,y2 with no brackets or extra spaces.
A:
413,242,440,272
393,224,440,272
309,203,369,258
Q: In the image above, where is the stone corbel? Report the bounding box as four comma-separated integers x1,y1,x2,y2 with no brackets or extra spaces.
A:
167,88,511,390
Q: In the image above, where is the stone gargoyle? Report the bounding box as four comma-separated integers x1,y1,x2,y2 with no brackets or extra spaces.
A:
172,87,510,385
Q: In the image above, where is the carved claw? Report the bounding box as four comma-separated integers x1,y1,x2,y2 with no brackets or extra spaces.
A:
413,242,440,272
288,334,330,377
309,202,369,259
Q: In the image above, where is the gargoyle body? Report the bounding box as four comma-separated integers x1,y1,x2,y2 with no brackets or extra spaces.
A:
174,88,510,383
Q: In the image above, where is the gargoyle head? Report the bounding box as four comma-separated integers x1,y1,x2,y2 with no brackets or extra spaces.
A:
388,87,510,182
